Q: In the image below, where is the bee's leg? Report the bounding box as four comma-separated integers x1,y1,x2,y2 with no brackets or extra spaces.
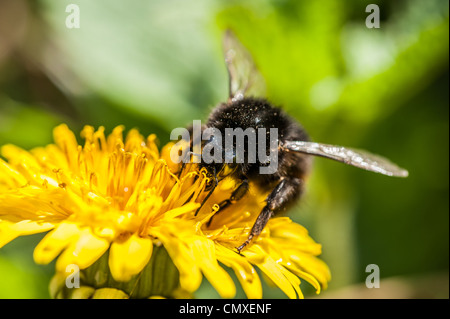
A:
218,179,249,211
177,156,189,178
236,177,303,253
206,179,249,227
194,166,219,216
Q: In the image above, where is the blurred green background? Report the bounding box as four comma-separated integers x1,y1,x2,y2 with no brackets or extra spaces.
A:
0,0,448,298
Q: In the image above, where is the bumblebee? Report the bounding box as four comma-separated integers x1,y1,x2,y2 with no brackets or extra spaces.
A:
180,31,408,252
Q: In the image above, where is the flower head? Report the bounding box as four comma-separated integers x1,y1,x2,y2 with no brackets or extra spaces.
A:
0,124,330,298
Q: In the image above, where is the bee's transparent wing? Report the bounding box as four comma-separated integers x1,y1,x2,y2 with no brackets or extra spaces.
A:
282,141,409,177
223,30,266,102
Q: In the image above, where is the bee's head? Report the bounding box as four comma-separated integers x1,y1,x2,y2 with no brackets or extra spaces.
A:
201,134,239,179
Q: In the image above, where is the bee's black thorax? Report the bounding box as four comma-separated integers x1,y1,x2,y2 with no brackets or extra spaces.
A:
202,97,312,191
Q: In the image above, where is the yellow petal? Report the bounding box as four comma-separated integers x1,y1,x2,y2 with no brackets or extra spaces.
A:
159,202,199,220
246,245,298,299
34,222,80,264
279,264,303,298
68,286,96,299
216,244,262,299
286,264,322,294
1,144,40,167
53,124,80,170
0,220,54,248
153,228,202,293
91,288,129,299
192,238,236,299
0,159,28,188
290,252,332,290
109,234,153,281
55,228,109,271
0,187,68,222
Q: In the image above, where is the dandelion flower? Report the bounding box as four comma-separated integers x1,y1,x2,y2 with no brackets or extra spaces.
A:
0,124,330,298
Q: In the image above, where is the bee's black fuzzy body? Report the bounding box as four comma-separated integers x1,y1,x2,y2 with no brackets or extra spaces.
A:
205,97,311,187
199,97,313,251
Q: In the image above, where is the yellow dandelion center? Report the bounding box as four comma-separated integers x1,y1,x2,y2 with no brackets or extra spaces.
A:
0,124,330,299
